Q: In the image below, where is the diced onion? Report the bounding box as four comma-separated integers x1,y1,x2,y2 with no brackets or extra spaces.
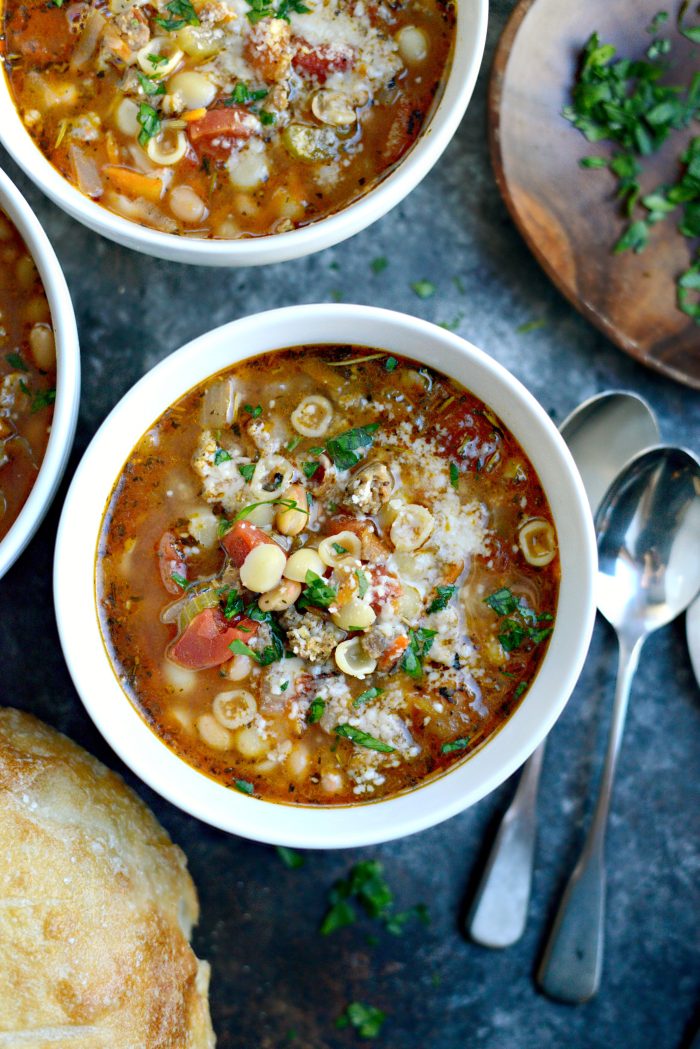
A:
70,8,107,70
69,145,103,198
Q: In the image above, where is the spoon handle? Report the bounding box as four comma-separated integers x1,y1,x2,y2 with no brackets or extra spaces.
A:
467,742,545,947
537,634,643,1003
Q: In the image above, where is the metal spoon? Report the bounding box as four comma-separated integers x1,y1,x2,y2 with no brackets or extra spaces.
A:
467,392,659,949
537,445,700,1002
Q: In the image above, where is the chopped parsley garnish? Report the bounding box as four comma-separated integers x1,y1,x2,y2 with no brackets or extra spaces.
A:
137,103,161,147
244,403,263,417
384,355,398,371
355,568,369,599
514,680,528,699
238,463,256,482
384,902,430,936
245,0,309,24
401,627,437,678
146,51,169,67
136,72,165,96
449,462,459,489
298,570,336,611
279,680,289,692
234,497,308,523
276,845,304,869
411,279,436,299
484,587,553,651
324,423,379,470
30,387,56,413
334,724,395,753
441,737,471,754
371,256,388,274
156,0,199,30
427,585,456,614
223,588,244,619
214,447,232,465
226,82,269,106
234,778,254,795
285,435,302,452
302,460,320,479
321,860,429,947
332,542,348,555
170,572,189,589
354,686,383,707
259,109,276,126
229,638,258,660
306,697,325,724
336,1003,387,1039
5,352,27,371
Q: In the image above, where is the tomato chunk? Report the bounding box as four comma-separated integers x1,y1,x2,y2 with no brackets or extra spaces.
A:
222,520,277,567
157,530,188,595
169,609,259,669
188,107,258,145
292,40,355,82
5,3,74,66
378,634,409,670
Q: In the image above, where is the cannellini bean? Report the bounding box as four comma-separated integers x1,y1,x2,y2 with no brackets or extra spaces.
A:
290,394,333,437
258,577,301,612
245,502,276,527
196,713,233,750
390,503,434,551
24,296,50,324
16,255,36,291
318,531,362,568
167,71,216,110
0,214,12,241
28,324,55,370
397,25,429,64
284,547,325,583
147,126,188,165
286,742,310,780
334,638,377,679
227,147,269,191
224,654,253,681
115,97,140,136
169,185,207,224
275,483,308,536
250,455,295,499
212,689,257,730
331,596,376,632
518,518,557,566
234,724,268,758
137,40,184,77
240,543,287,593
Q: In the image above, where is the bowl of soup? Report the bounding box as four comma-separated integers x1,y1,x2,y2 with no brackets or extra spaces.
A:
55,304,595,847
0,169,80,580
0,0,487,265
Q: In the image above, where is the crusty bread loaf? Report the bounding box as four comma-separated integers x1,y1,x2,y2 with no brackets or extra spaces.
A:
0,708,215,1049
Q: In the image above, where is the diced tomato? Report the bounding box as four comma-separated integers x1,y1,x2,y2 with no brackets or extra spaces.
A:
378,634,409,670
169,608,259,670
188,107,257,147
157,530,188,595
5,3,75,66
292,40,355,83
367,564,403,612
430,396,501,464
221,520,277,567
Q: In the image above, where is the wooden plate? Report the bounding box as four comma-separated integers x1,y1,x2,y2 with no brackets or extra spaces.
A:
489,0,700,388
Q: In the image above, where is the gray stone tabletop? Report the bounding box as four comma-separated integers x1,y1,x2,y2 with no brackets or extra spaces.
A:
1,1,699,1046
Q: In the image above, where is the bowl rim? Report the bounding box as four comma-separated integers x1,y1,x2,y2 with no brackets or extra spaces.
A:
0,0,488,266
54,303,596,848
0,168,80,581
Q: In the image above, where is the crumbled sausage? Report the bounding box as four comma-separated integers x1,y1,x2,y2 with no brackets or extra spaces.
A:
244,16,293,83
280,608,344,662
113,8,150,50
345,460,394,515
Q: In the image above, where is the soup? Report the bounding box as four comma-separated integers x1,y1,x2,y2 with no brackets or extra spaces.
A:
2,0,455,238
0,209,56,542
97,347,559,804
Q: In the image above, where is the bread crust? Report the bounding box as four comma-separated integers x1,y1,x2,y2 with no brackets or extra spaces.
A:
0,708,216,1049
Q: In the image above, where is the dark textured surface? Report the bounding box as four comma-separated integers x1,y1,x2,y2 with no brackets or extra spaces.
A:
2,1,700,1045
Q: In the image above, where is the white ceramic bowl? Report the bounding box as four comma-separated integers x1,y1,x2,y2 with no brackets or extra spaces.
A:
0,2,487,266
0,169,80,581
54,304,596,848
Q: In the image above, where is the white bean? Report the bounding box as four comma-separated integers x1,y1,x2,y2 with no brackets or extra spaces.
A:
196,713,232,750
115,97,140,136
167,70,216,110
28,324,55,371
397,25,429,64
224,654,253,681
234,725,268,758
227,147,269,191
275,483,308,536
284,547,325,583
258,578,301,612
169,185,207,224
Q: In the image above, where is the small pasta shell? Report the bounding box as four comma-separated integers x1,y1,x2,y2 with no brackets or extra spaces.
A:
396,584,422,621
234,725,268,758
137,40,184,76
318,531,362,567
518,518,557,566
224,654,253,681
390,504,434,551
240,543,287,593
291,395,333,437
251,455,295,499
331,597,376,631
147,125,188,166
196,713,232,751
284,547,325,583
334,637,377,679
212,689,257,730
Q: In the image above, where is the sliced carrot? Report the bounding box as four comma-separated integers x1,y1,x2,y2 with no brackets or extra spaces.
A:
378,635,409,670
183,108,207,122
103,165,163,203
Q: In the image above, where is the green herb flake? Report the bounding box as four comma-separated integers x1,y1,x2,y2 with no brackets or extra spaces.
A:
384,355,398,371
228,638,259,661
332,542,348,555
354,686,383,707
371,256,388,274
334,724,395,753
355,568,369,599
579,155,608,168
400,627,436,679
279,680,289,692
223,589,244,619
234,778,254,795
244,403,263,418
336,1002,387,1039
324,423,379,470
514,680,528,699
384,902,430,936
516,318,547,334
276,845,304,868
170,572,189,590
298,570,337,611
411,279,436,299
136,103,161,147
136,71,165,96
31,388,56,413
285,434,302,452
214,447,232,465
259,109,276,125
441,737,471,754
427,585,457,614
238,462,256,482
306,697,326,724
5,352,28,371
155,0,199,30
146,51,169,67
302,460,320,479
227,81,269,105
449,462,459,489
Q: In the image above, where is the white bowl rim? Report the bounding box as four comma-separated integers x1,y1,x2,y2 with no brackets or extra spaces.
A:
0,168,80,580
54,303,596,848
0,0,488,266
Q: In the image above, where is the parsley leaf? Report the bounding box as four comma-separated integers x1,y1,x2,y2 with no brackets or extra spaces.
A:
238,462,256,482
334,724,395,753
384,355,398,371
137,103,161,147
297,570,336,611
223,588,244,619
449,462,459,489
355,568,369,599
31,388,56,413
226,81,269,105
354,686,383,707
276,845,304,868
156,0,199,30
324,423,379,470
401,627,436,678
234,778,254,795
441,737,471,754
306,697,325,724
171,572,189,590
244,403,262,417
371,256,388,274
136,71,165,96
214,447,232,465
302,460,320,478
411,279,436,299
427,585,457,614
5,352,27,371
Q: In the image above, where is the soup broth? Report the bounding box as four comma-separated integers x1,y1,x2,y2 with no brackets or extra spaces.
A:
97,346,560,804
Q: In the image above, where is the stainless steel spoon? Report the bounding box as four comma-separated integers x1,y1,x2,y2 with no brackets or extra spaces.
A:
467,392,659,949
538,445,700,1002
